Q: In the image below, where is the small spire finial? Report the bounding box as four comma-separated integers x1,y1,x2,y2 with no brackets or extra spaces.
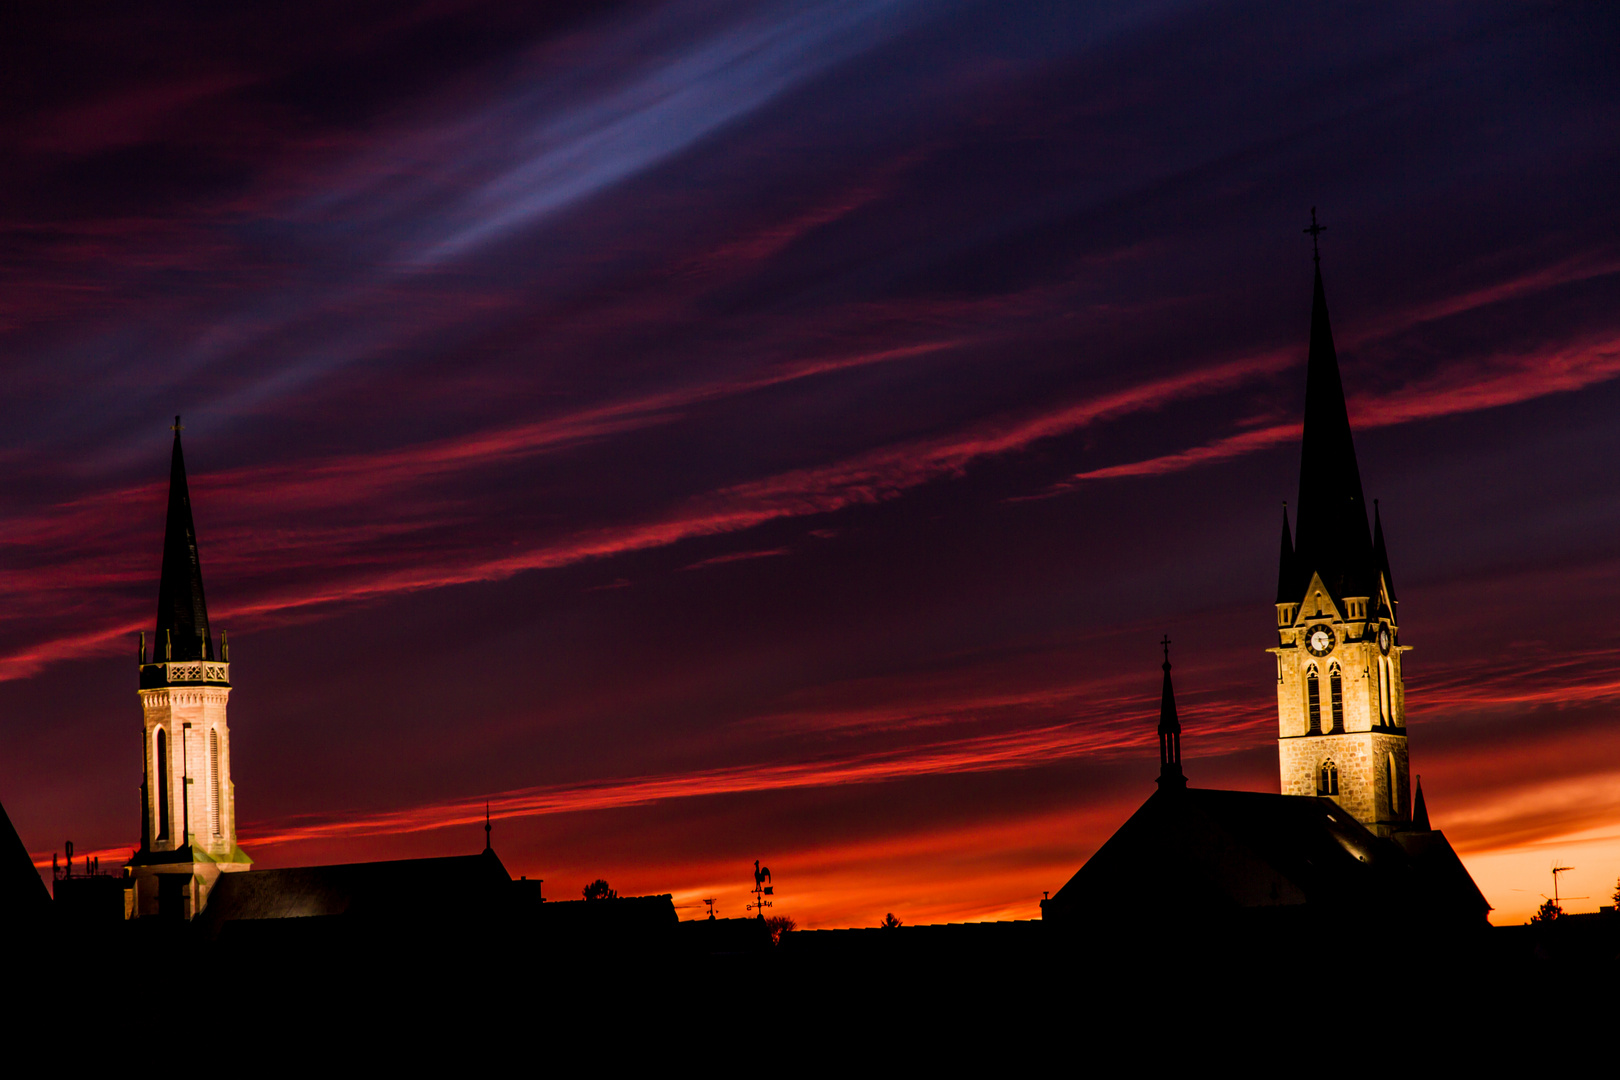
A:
1156,637,1186,790
1304,207,1326,265
484,803,492,852
171,415,183,434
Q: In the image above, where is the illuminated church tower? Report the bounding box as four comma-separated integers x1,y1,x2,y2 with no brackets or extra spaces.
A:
1271,231,1409,836
126,420,251,917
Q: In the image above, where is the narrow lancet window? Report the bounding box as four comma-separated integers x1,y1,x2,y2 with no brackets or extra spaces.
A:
209,729,221,838
1387,752,1399,815
1306,666,1321,734
155,728,170,842
1329,666,1343,732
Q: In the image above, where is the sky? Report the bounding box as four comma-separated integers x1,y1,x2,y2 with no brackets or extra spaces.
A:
2,0,1618,927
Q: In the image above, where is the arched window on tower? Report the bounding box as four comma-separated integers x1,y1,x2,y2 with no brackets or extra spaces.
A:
1318,760,1339,796
208,729,222,838
1305,665,1321,734
155,728,170,842
1378,657,1392,726
1328,664,1344,732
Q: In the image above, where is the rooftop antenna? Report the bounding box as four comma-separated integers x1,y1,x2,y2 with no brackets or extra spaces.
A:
1304,207,1326,265
1545,863,1586,911
751,860,774,920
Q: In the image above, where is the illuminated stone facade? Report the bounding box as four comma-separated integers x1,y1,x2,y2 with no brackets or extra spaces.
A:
128,668,249,917
1271,574,1409,834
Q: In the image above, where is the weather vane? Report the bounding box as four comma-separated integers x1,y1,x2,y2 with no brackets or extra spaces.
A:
751,859,774,919
1304,207,1326,264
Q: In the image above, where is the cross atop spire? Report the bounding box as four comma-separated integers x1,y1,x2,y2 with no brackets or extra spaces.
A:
1304,207,1326,265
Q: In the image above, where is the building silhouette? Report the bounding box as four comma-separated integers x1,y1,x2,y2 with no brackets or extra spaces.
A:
1041,243,1489,934
10,232,1617,982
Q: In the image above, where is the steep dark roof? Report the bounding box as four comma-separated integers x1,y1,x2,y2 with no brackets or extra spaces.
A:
0,796,50,923
195,849,510,934
154,421,213,662
1275,504,1295,604
1287,265,1377,608
1044,787,1488,928
1372,500,1397,605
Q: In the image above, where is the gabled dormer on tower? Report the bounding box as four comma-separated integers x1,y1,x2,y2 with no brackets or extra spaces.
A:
1269,240,1409,836
127,419,250,918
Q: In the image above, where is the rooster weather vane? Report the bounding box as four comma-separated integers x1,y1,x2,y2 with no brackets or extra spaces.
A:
751,859,774,919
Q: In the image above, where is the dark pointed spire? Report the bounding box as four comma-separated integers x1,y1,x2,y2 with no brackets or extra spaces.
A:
1290,232,1375,607
1156,636,1185,790
1276,502,1295,605
1411,776,1430,831
1372,499,1397,604
154,417,213,662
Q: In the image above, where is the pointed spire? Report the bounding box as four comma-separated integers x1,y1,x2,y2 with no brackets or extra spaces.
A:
1156,636,1185,790
154,417,213,663
1290,231,1375,606
1372,499,1397,604
1411,776,1431,831
1276,502,1295,604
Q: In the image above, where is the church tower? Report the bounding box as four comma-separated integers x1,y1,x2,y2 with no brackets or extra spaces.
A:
126,420,251,918
1271,229,1409,836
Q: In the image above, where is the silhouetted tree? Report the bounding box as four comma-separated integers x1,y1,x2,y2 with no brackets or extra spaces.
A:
880,912,902,929
1529,898,1561,924
582,879,617,901
765,914,795,945
1612,876,1620,909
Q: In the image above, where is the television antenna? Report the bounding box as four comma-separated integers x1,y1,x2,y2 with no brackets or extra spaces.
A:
1543,863,1586,909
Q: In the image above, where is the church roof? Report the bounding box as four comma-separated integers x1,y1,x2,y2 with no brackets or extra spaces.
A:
1286,264,1379,609
194,849,511,934
154,420,214,662
1044,786,1488,928
0,796,50,924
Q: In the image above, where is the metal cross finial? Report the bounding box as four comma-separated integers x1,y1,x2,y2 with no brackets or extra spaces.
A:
1304,207,1326,264
484,802,492,851
171,415,183,433
1160,635,1171,665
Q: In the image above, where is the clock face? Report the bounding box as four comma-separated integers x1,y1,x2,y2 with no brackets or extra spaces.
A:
1306,625,1335,656
1378,627,1391,655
